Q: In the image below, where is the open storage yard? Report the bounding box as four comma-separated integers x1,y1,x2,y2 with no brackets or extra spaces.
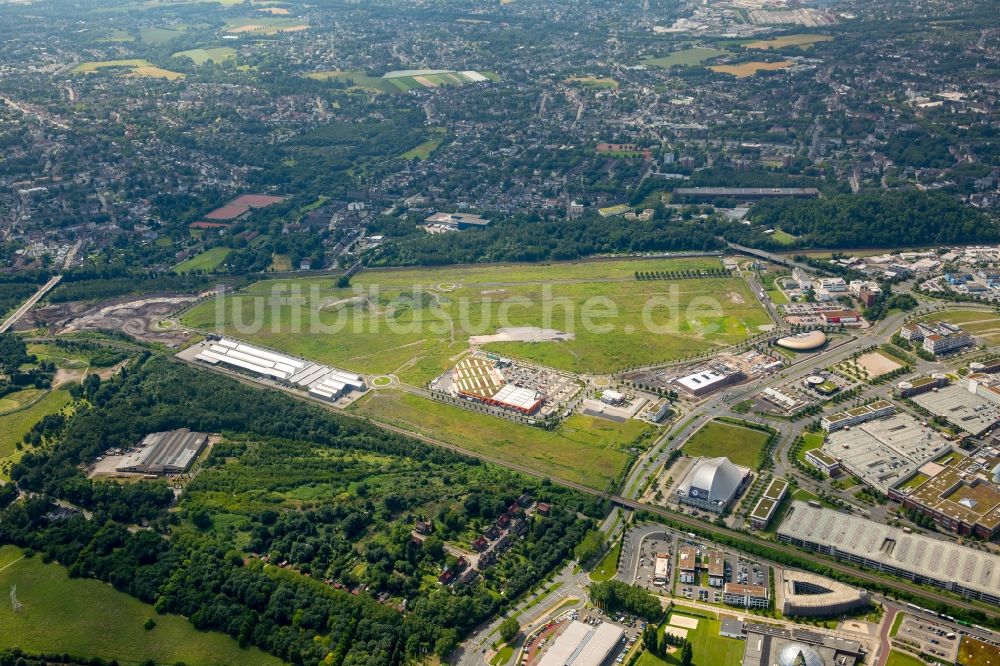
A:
180,258,770,384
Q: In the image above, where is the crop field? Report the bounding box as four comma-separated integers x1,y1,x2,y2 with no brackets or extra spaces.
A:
72,59,184,80
922,309,1000,343
174,246,233,272
744,34,833,50
0,547,283,666
180,258,770,383
384,70,488,91
224,17,308,34
348,390,649,489
139,26,186,43
305,70,394,93
682,419,770,469
642,47,728,68
173,46,237,64
710,60,794,77
0,389,74,477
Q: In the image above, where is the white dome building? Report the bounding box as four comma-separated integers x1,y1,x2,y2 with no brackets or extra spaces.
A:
777,643,826,666
677,456,751,513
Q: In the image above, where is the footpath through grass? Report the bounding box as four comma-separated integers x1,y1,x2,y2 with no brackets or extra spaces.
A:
0,546,284,666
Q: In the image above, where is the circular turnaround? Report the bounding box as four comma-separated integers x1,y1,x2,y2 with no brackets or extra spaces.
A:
372,376,393,387
775,330,827,351
436,282,457,292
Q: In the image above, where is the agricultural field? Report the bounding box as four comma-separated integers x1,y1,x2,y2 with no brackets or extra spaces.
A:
173,46,237,64
642,47,728,68
349,390,649,489
743,34,833,50
174,246,233,273
95,29,135,42
398,138,442,161
921,309,1000,344
72,59,184,80
0,547,283,666
710,60,794,77
223,17,308,34
566,76,619,88
0,389,74,478
682,419,771,469
180,258,770,383
383,69,494,91
139,26,187,43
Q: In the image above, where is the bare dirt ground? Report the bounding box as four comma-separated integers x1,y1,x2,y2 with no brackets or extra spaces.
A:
469,326,575,345
16,293,204,346
855,351,902,377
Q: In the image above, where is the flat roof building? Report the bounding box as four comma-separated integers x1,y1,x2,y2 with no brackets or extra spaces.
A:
821,400,894,432
911,384,1000,436
116,429,209,475
750,477,789,530
822,413,952,494
779,570,870,618
741,623,864,666
723,583,769,609
537,620,624,666
676,367,743,397
778,501,1000,604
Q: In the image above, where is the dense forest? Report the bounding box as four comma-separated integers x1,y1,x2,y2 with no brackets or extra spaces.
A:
1,357,599,665
744,191,998,249
367,211,724,266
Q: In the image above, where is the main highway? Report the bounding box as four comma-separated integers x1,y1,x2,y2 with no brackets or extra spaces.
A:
0,274,62,333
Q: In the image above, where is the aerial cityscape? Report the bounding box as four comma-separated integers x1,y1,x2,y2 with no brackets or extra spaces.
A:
0,0,998,665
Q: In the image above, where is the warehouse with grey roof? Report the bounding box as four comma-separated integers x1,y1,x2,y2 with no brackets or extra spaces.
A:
116,429,209,475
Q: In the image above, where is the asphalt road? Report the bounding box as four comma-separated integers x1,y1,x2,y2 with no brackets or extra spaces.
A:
0,274,61,333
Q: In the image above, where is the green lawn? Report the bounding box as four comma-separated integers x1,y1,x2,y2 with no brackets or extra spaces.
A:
174,246,233,273
348,390,647,490
886,651,926,666
305,70,394,93
588,541,622,582
0,388,46,414
398,138,442,160
139,26,185,44
0,390,73,478
682,420,771,469
0,546,284,666
770,229,797,245
795,431,825,465
181,258,769,382
173,46,237,64
642,47,728,68
650,607,743,666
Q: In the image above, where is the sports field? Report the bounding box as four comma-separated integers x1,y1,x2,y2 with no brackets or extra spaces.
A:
710,61,793,77
744,34,833,50
682,419,771,469
0,389,73,478
642,47,727,68
180,258,769,383
349,390,648,489
644,607,743,666
72,59,183,80
0,546,283,666
173,47,237,64
174,246,233,273
398,138,442,160
921,309,1000,344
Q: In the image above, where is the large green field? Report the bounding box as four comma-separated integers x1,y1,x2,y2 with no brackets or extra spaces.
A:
173,46,237,64
0,546,284,666
886,651,926,666
180,258,770,384
921,309,1000,344
174,246,233,273
0,389,73,478
682,419,771,469
642,47,728,68
348,390,649,489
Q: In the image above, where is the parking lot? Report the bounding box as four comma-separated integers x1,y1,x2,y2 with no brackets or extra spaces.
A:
627,531,675,591
894,616,960,663
675,546,769,605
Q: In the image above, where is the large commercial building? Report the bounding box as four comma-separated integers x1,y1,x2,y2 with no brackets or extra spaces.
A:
820,400,894,432
778,570,870,618
675,367,744,397
778,501,1000,605
890,446,1000,539
451,355,542,415
723,583,769,609
116,429,208,475
676,457,751,513
194,338,365,400
909,384,1000,436
537,620,624,666
896,374,947,398
822,413,952,494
